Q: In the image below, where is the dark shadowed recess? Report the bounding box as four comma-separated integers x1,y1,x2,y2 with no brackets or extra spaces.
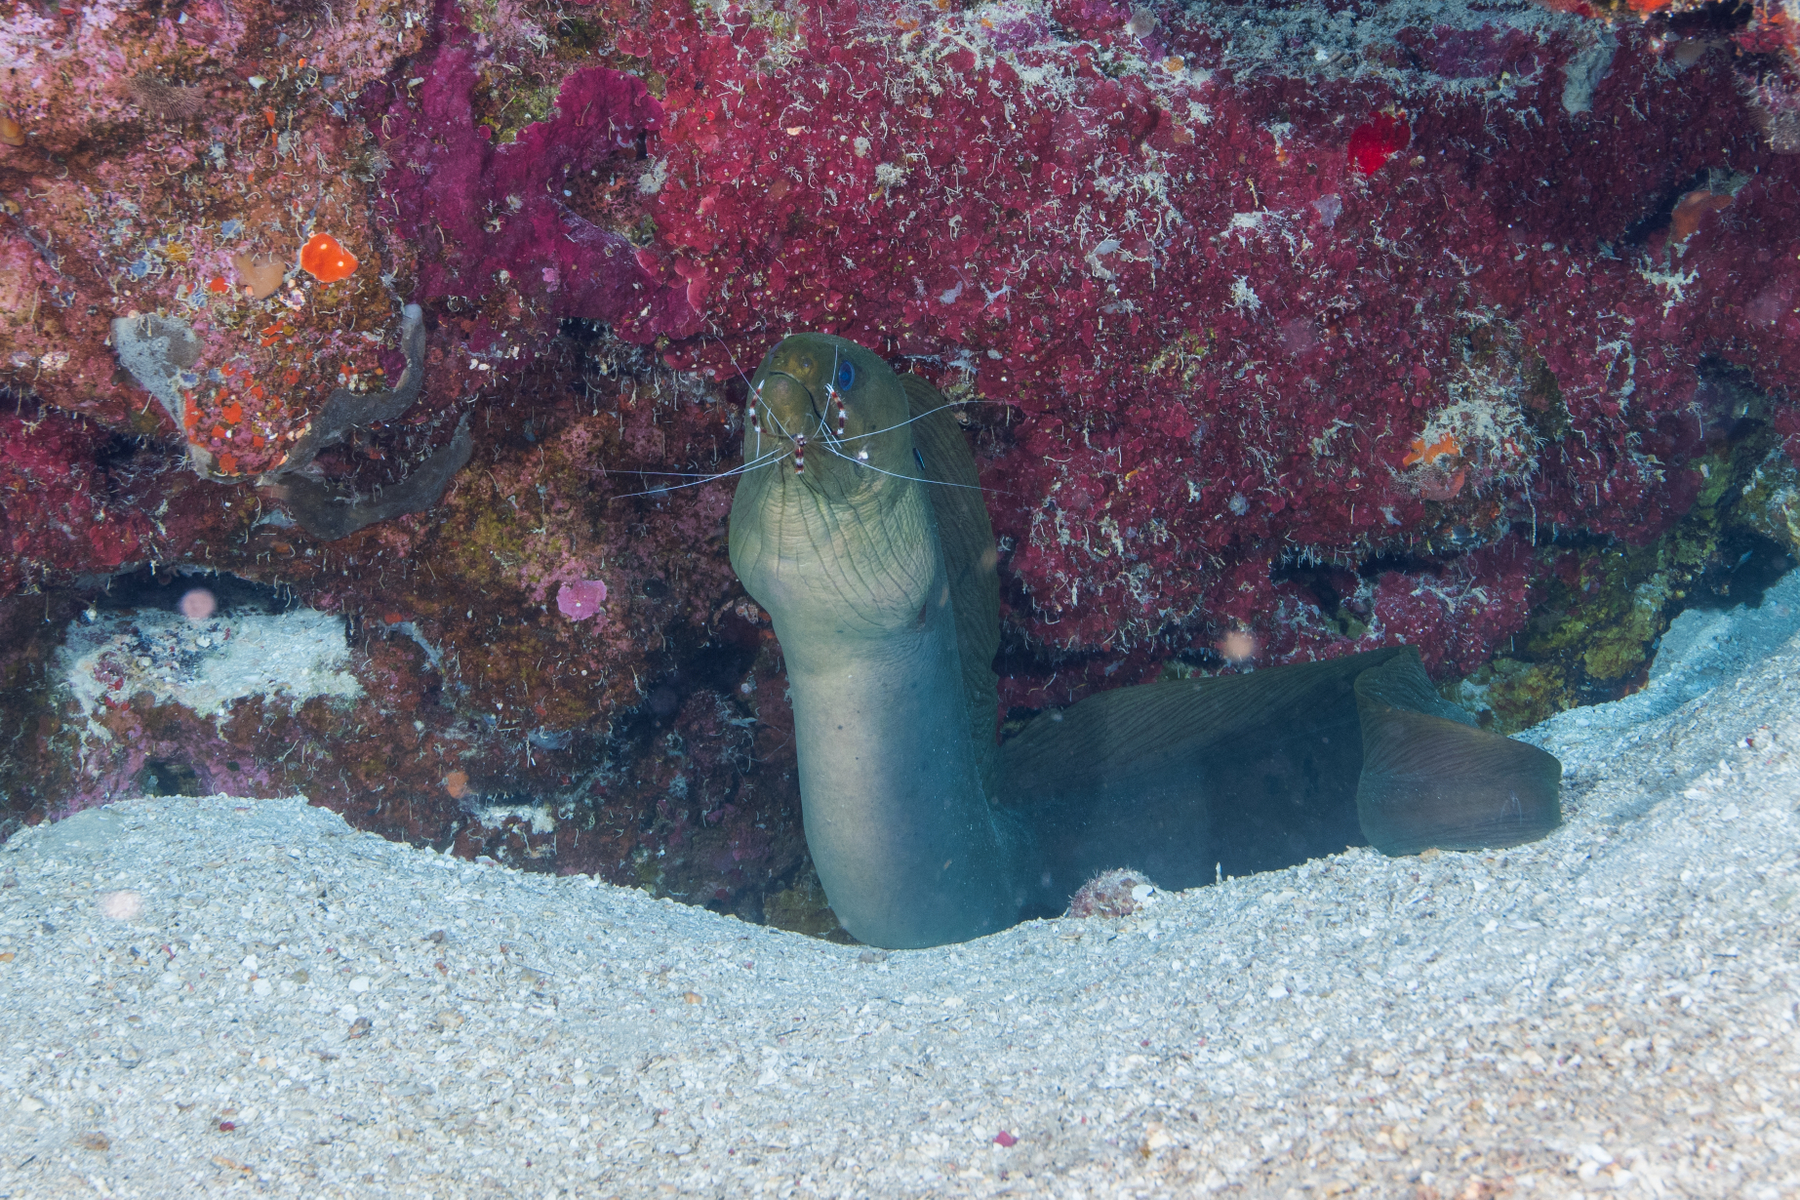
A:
136,759,207,797
86,565,304,616
1680,527,1795,610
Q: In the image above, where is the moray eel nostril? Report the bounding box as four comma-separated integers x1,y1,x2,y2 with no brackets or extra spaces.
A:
728,332,1563,949
753,372,819,438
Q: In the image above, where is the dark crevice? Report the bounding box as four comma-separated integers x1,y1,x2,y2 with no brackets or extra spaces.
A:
1352,550,1447,579
135,758,207,797
1677,528,1795,612
1618,165,1737,250
603,630,760,748
86,566,303,616
1662,0,1755,36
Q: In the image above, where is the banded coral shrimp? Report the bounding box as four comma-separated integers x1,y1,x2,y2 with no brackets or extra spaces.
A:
605,334,1009,502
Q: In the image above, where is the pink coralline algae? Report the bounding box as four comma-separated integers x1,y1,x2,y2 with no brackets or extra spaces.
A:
0,408,155,595
556,579,608,620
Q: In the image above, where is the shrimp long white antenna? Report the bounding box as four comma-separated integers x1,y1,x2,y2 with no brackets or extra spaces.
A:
607,445,788,500
705,324,762,391
618,451,787,481
839,396,1014,446
814,438,995,493
702,325,773,439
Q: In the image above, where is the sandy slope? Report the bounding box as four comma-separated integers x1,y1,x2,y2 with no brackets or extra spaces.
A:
3,590,1799,1198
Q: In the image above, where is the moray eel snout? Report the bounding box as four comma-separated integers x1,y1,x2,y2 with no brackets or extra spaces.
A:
728,332,1563,949
746,336,907,486
754,370,818,440
752,352,822,464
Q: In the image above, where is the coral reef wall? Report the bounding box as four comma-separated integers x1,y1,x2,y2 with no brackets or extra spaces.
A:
1,0,1797,925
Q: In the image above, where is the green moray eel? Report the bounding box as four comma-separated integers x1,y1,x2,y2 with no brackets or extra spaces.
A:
729,333,1562,949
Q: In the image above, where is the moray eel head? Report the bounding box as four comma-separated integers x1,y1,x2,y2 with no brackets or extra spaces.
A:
729,334,943,647
745,334,915,494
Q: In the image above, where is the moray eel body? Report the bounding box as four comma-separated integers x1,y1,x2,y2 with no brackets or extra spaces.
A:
730,334,1562,949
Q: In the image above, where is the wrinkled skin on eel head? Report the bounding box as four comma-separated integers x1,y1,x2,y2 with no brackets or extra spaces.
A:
730,333,1563,949
729,335,946,654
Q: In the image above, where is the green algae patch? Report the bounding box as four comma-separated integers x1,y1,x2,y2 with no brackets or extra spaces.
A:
1450,657,1568,735
1448,422,1795,732
1737,447,1800,559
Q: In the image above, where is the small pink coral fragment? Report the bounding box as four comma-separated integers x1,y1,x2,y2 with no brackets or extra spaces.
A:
1216,628,1257,663
557,579,608,620
994,1130,1018,1147
179,588,217,620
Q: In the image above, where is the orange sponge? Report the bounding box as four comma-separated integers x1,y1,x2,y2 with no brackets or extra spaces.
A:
299,233,359,282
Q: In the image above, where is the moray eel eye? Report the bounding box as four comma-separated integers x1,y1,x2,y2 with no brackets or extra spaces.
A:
834,359,856,391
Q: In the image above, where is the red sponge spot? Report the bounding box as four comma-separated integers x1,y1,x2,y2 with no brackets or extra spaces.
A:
1349,113,1410,175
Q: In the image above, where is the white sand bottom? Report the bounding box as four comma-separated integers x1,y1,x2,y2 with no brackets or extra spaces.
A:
4,598,1799,1197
